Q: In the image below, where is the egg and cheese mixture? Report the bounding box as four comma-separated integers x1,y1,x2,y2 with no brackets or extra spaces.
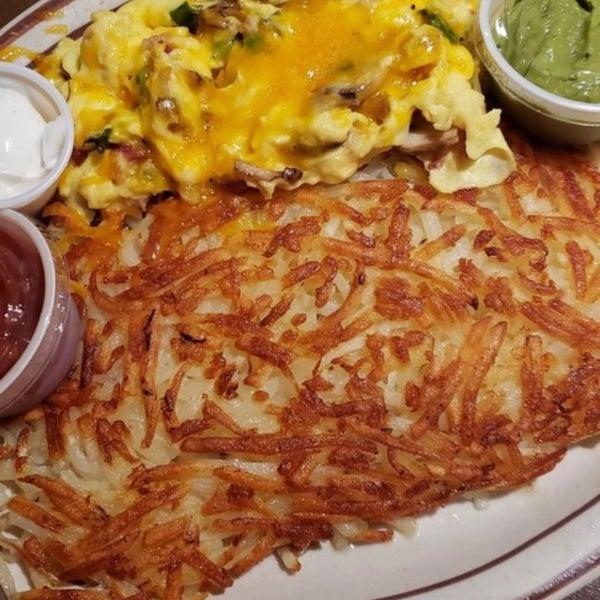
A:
38,0,515,210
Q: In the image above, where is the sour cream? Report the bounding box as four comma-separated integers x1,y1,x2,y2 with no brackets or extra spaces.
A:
0,87,65,200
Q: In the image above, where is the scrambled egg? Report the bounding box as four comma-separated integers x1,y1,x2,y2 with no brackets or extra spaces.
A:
38,0,515,210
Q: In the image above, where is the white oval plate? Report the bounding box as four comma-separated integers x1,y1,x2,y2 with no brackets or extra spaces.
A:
1,4,600,599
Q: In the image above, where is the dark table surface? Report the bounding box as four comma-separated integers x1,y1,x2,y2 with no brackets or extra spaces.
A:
0,1,599,599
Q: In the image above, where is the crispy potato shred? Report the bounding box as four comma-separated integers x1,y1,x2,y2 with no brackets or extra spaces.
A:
1,128,600,599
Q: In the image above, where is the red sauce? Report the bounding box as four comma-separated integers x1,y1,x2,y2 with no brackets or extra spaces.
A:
0,228,45,378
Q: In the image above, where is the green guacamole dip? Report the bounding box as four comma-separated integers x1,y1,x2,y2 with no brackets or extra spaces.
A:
495,0,600,103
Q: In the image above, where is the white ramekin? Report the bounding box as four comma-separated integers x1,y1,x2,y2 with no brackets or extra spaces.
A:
0,62,74,214
0,210,81,417
476,0,600,145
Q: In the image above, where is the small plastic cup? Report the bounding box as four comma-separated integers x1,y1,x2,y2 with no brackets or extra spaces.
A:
0,210,81,417
0,62,74,214
475,0,600,145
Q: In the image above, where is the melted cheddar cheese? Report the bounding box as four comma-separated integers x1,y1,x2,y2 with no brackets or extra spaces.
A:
37,0,514,210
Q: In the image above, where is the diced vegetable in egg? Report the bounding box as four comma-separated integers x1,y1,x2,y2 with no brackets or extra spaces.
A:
36,0,514,211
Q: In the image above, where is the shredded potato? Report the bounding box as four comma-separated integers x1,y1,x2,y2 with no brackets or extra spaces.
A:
0,127,599,599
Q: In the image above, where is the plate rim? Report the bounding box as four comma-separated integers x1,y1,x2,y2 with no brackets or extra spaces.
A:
0,3,599,599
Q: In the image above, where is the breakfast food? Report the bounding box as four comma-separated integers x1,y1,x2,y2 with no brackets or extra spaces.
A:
495,0,600,104
0,128,599,599
36,0,515,210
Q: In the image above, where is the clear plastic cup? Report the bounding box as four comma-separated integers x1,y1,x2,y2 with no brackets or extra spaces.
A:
0,62,74,214
0,210,81,417
475,0,600,145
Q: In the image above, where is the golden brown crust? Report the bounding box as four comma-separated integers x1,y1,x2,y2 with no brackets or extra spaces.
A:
1,128,599,599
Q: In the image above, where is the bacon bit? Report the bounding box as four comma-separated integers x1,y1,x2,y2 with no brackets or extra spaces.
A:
264,216,321,257
565,240,591,300
120,141,151,163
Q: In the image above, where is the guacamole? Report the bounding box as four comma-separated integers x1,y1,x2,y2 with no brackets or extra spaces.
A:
495,0,600,103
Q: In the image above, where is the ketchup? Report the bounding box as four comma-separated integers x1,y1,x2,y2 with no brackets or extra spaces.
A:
0,227,45,378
